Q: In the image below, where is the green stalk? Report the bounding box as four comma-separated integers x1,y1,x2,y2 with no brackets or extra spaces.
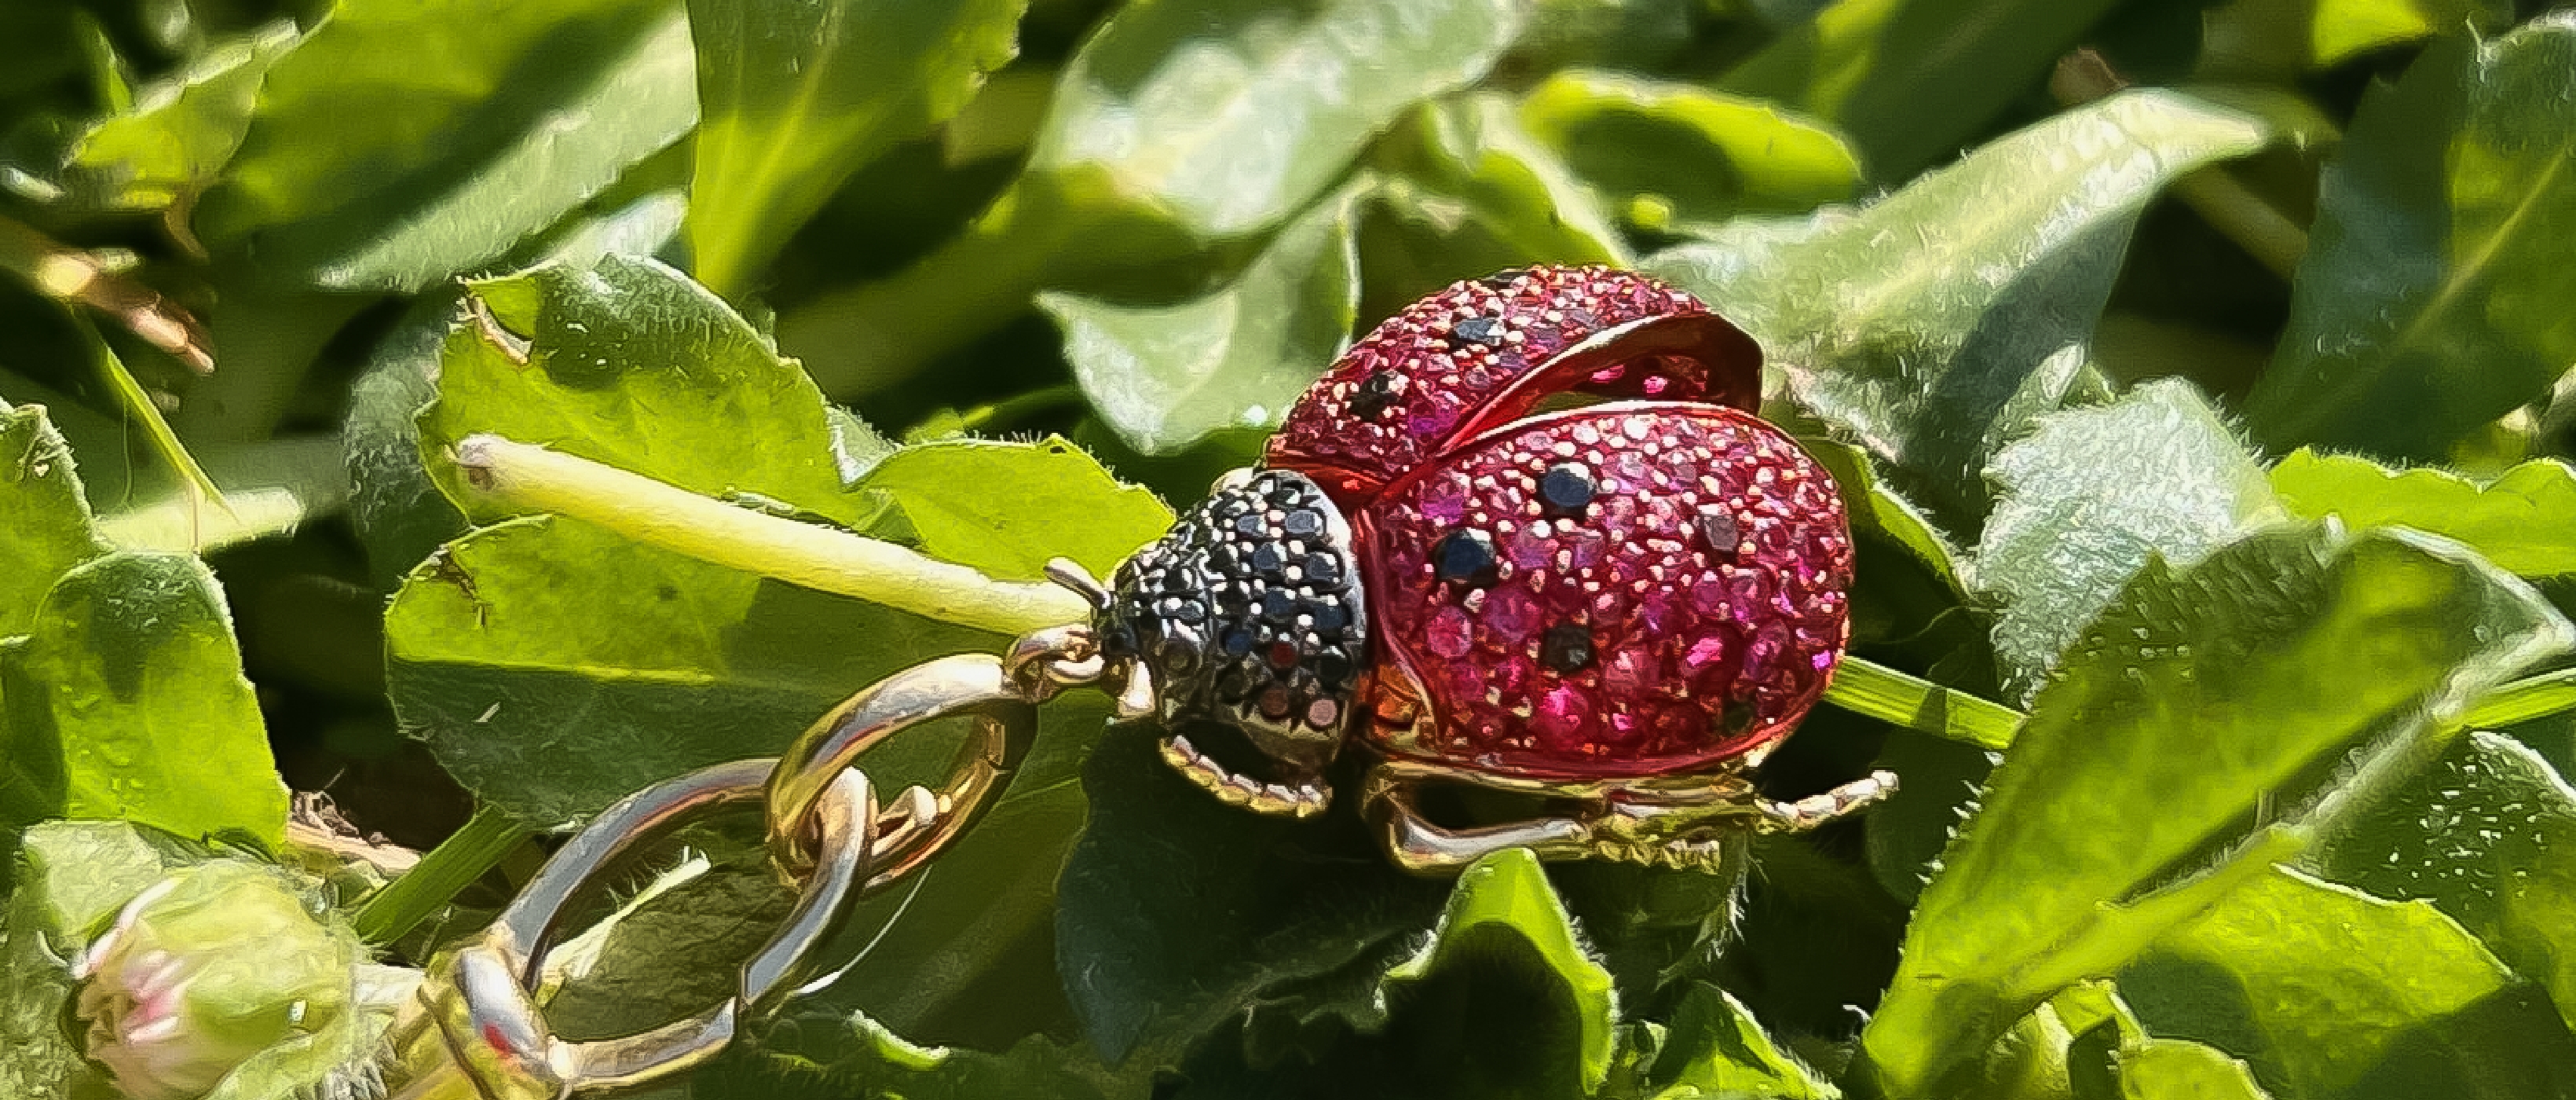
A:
352,804,531,944
1822,658,2023,750
449,434,1093,635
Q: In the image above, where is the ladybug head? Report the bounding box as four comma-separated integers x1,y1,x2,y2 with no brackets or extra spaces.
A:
1092,468,1369,817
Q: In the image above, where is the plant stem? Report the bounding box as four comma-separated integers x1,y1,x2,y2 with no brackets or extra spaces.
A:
0,211,213,372
449,434,1093,636
1823,658,2023,750
2455,667,2576,732
352,804,530,945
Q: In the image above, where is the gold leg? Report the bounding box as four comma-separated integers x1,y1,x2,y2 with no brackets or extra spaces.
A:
1362,762,1900,874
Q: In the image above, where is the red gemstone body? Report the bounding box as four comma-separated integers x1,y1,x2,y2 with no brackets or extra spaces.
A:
1261,265,1853,782
1268,266,1762,507
1357,405,1851,777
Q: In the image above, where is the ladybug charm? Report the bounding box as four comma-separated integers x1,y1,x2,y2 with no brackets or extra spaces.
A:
1056,266,1893,872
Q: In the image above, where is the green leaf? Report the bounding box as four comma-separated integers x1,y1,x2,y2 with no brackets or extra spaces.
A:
2201,0,2513,77
60,20,297,211
684,0,1026,298
1798,434,1964,596
1646,90,2268,525
2114,1040,2274,1100
2123,867,2576,1098
1384,850,1617,1094
420,255,883,530
1714,0,2133,178
1,552,288,847
93,436,353,556
0,405,108,636
680,1011,1127,1099
345,295,470,590
196,0,697,291
2271,449,2576,578
1053,727,1450,1069
774,0,1532,394
1978,380,2281,702
2243,19,2576,461
1045,179,1365,456
861,438,1173,581
1861,525,2572,1095
2313,731,2576,1029
386,515,968,826
1026,0,1529,242
1519,68,1861,233
1158,848,1626,1098
1371,93,1629,272
1,820,207,1100
1637,982,1834,1099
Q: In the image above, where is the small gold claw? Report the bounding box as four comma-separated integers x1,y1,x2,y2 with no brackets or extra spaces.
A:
1158,734,1331,818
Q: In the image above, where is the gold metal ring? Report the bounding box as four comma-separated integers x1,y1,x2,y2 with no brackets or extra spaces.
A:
385,758,880,1099
763,653,1039,884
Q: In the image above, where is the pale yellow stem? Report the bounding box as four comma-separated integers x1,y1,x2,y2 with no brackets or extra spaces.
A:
450,434,1091,637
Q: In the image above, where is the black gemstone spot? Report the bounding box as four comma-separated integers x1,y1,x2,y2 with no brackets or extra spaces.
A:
1171,600,1207,625
1350,370,1406,419
1251,544,1286,575
1317,649,1356,688
1283,509,1326,537
1219,627,1256,657
1302,553,1342,585
1475,267,1529,290
1720,700,1759,734
1233,512,1267,537
1261,589,1298,623
1433,528,1500,586
1698,508,1741,562
1450,315,1505,348
1540,624,1595,673
1538,463,1596,516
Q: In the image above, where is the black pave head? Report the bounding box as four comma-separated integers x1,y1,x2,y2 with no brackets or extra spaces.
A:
1098,468,1370,780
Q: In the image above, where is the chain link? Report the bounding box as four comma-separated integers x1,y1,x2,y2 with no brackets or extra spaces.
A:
384,624,1121,1098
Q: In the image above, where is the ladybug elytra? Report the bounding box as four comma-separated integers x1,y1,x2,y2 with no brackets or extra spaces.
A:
1065,266,1889,871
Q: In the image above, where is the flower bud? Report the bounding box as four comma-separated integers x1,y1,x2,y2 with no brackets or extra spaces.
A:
72,862,357,1100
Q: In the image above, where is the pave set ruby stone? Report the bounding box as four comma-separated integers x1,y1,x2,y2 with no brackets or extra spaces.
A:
1264,266,1853,779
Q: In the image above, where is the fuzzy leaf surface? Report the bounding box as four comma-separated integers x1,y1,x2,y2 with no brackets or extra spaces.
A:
1862,526,2571,1094
1647,90,2267,525
2243,19,2576,460
1978,380,2280,702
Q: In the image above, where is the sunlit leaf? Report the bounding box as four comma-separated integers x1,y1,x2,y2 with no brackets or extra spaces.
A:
60,20,297,211
2243,18,2576,460
197,0,696,291
1648,90,2267,525
2124,867,2576,1098
685,0,1026,297
1861,525,2571,1094
1520,69,1861,233
1047,180,1365,456
2271,449,2576,578
1978,380,2281,702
